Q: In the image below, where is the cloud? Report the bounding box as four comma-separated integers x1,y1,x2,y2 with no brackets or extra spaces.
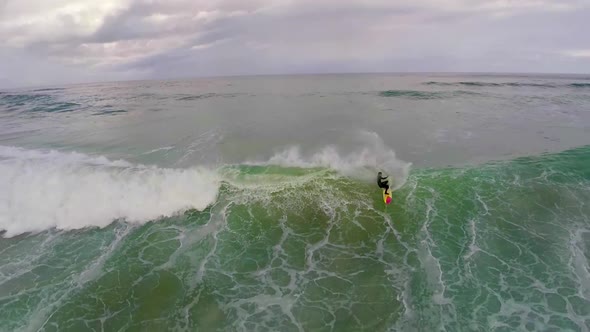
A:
564,49,590,58
0,0,589,87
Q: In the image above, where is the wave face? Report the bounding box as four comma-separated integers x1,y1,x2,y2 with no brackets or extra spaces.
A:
1,144,589,331
0,132,411,237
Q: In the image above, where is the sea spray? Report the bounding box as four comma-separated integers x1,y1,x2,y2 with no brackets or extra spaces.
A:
248,130,411,189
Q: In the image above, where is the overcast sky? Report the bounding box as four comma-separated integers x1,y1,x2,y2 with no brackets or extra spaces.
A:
1,0,589,88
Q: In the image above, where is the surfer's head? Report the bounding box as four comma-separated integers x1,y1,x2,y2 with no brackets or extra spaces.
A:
378,171,382,176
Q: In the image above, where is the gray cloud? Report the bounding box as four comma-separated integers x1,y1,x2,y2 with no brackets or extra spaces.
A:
1,0,589,88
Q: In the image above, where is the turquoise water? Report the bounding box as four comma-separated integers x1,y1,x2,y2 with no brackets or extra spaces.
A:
1,74,589,331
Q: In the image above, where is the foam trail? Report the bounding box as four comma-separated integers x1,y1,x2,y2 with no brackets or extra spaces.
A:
569,228,590,298
261,131,411,188
0,146,220,237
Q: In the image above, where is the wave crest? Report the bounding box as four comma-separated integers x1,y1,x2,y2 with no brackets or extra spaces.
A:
255,131,411,189
0,146,220,237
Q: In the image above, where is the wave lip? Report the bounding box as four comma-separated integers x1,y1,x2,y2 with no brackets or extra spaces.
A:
0,146,220,237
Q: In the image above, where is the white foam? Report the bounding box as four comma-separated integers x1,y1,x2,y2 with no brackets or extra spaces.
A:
464,218,480,260
0,145,133,168
142,146,175,155
256,131,411,189
0,146,220,237
569,228,590,299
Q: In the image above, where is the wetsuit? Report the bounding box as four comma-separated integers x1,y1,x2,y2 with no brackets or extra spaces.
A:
377,174,389,195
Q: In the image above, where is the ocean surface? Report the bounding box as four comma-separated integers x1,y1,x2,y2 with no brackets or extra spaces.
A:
1,74,589,331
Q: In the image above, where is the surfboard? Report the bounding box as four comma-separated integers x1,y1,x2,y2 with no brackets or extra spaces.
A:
383,189,392,205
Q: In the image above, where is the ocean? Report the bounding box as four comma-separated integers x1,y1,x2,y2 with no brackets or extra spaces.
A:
0,74,589,331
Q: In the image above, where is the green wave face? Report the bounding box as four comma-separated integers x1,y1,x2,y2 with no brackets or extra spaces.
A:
2,146,589,331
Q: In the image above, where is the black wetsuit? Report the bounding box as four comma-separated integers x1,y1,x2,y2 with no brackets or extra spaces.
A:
377,174,389,194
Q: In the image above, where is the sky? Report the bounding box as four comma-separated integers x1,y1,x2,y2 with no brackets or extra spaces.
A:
1,0,589,88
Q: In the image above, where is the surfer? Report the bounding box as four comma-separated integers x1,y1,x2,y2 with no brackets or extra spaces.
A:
377,172,390,195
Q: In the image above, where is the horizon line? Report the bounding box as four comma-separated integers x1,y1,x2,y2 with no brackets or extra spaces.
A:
3,70,590,90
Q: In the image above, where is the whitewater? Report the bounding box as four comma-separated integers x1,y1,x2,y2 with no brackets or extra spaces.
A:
0,132,409,237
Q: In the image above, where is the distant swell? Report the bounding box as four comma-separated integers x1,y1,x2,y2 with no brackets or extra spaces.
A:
379,90,478,99
0,93,51,104
177,93,239,101
424,81,557,88
424,81,590,88
0,93,79,113
379,90,446,99
32,88,66,92
30,102,79,113
92,109,127,116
